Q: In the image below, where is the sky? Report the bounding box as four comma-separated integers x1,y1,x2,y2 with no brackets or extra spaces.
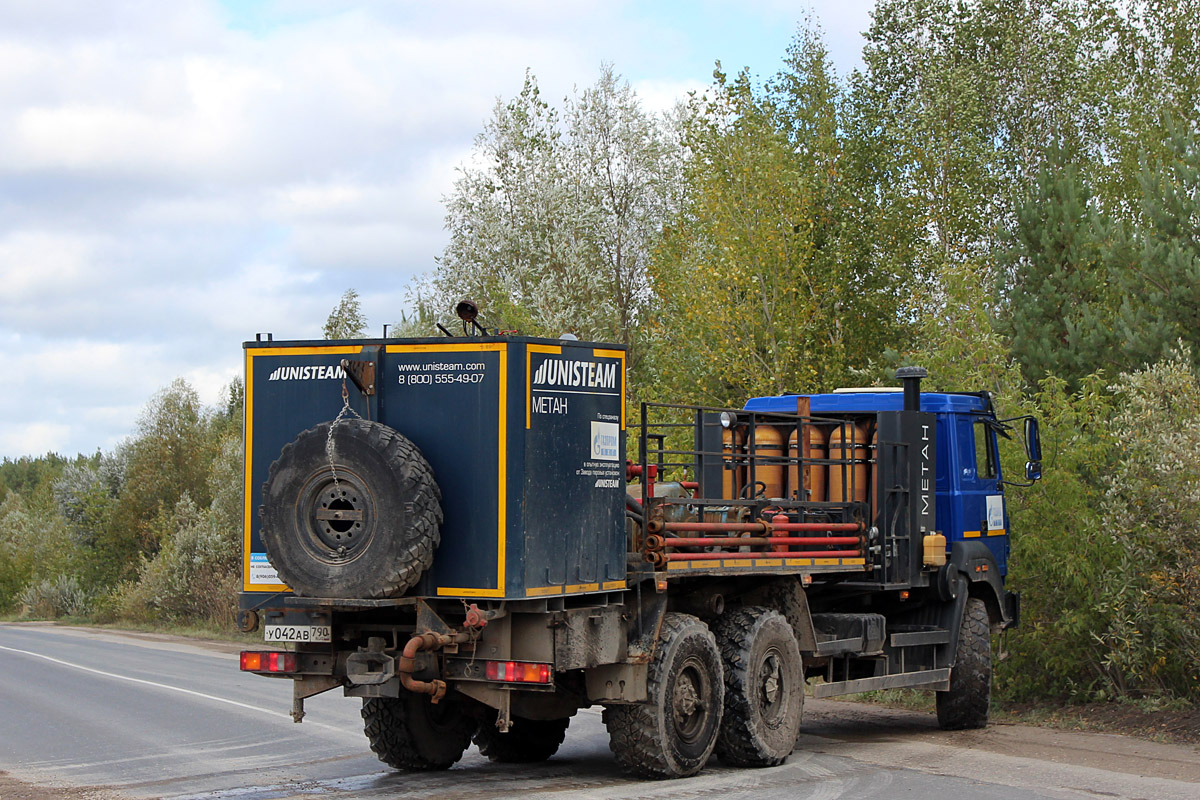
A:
0,0,876,459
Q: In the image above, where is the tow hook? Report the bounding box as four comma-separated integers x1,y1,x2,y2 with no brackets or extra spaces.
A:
345,637,397,686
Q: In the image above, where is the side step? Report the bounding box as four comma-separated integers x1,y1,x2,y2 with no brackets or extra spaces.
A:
813,667,951,697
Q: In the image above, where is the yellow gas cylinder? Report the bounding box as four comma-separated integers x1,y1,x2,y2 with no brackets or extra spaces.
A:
828,422,868,503
749,425,785,499
788,426,827,501
721,426,745,500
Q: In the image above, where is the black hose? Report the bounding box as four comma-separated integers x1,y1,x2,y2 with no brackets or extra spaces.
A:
625,495,645,523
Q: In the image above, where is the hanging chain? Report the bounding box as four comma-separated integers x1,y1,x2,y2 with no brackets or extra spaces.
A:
326,378,363,495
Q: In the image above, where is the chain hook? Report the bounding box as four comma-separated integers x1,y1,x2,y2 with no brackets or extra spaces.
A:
326,376,363,497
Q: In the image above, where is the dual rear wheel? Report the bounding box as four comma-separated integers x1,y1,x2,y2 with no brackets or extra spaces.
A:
605,609,805,779
362,695,571,770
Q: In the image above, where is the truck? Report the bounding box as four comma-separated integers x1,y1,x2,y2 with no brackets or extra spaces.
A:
235,323,1042,779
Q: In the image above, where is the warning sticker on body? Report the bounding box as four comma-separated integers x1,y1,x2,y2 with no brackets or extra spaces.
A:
249,552,280,584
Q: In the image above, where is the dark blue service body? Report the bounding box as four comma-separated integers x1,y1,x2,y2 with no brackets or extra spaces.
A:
240,336,627,601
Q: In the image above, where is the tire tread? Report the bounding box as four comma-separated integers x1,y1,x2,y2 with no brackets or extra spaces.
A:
936,596,992,730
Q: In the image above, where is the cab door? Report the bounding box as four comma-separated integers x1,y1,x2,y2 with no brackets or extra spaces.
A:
950,415,1009,575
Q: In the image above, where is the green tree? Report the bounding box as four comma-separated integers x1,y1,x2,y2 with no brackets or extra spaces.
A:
433,67,682,387
1095,349,1200,700
565,64,684,382
997,374,1122,702
323,289,368,340
0,493,36,610
650,30,901,406
1110,122,1200,371
996,146,1119,389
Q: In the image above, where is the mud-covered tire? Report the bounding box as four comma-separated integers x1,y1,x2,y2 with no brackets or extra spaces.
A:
362,693,475,770
713,607,803,767
604,613,723,779
260,419,441,598
937,596,992,730
753,577,810,645
474,716,570,763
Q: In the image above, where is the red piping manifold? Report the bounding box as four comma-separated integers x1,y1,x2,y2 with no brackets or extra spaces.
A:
646,520,863,534
664,550,862,561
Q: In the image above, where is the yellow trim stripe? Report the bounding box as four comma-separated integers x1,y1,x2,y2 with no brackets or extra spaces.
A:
964,530,982,538
663,556,867,572
525,344,562,429
497,348,508,593
592,348,627,429
243,344,363,592
388,342,510,596
437,587,505,598
384,343,505,354
524,581,616,596
987,529,1007,537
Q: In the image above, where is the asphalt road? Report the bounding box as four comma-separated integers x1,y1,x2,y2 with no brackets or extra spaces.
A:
2,623,1198,800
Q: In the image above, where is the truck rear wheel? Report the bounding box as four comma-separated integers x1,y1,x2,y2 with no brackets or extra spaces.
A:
937,596,992,730
362,693,475,770
713,607,803,766
474,715,570,762
260,419,442,598
604,612,723,779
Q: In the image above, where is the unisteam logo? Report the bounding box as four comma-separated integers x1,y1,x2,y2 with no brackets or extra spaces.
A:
591,421,620,461
532,358,618,391
268,365,347,381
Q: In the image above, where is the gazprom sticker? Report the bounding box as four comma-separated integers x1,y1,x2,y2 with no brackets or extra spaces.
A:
590,421,620,461
250,552,280,584
986,495,1005,531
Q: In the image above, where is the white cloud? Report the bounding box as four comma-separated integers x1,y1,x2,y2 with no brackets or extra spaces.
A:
0,422,74,458
0,0,873,458
0,230,104,302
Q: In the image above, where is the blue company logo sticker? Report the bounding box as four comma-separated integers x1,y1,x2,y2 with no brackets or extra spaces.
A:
591,421,620,461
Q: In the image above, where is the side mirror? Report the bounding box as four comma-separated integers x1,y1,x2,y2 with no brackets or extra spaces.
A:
1024,418,1042,481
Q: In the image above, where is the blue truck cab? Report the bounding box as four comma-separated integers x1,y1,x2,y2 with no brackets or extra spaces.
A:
745,389,1014,576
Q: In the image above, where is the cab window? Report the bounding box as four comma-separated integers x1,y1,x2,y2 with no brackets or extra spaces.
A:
973,419,997,480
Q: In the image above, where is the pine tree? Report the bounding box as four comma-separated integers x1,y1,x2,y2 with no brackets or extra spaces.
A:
997,146,1118,388
1110,121,1200,371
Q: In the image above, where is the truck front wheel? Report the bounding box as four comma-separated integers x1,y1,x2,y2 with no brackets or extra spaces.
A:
362,692,475,770
713,607,803,766
936,596,992,730
604,612,724,779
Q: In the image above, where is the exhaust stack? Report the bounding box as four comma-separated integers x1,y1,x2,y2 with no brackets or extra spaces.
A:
895,367,927,412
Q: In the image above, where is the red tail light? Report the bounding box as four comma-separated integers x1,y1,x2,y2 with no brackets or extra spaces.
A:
240,651,298,673
484,660,552,684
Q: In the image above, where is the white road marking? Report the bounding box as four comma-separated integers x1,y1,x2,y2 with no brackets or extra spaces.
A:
0,642,353,737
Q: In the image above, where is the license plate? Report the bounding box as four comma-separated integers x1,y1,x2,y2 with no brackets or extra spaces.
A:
264,624,331,643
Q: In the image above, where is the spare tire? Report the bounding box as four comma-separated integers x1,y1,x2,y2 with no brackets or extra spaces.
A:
260,419,442,598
